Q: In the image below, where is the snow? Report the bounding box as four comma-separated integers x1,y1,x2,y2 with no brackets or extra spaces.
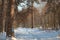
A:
18,0,47,12
14,27,60,40
0,32,6,40
0,27,60,40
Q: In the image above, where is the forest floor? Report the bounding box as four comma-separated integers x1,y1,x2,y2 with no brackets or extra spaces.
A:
0,27,60,40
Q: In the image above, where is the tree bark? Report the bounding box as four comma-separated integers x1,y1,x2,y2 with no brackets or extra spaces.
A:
6,0,15,37
3,0,8,32
31,0,34,28
0,0,3,32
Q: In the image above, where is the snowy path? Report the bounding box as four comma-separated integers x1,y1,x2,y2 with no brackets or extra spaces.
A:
0,27,60,40
14,27,60,40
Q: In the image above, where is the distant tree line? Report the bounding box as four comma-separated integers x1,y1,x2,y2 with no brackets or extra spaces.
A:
41,0,60,30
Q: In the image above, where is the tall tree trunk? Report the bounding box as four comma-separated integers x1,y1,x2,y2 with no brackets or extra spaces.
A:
6,0,15,37
31,0,34,28
3,0,8,32
0,0,3,32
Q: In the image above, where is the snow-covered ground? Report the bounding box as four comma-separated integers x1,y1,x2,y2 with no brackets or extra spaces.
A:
14,27,60,40
0,27,60,40
0,32,6,40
